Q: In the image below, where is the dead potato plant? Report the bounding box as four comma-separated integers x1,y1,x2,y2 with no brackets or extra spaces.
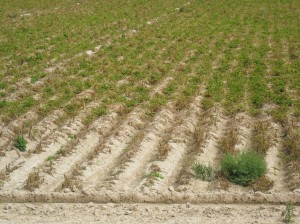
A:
44,160,54,174
175,96,190,111
176,170,192,185
284,123,300,160
0,165,12,186
62,175,78,191
286,161,300,190
61,165,82,192
251,175,274,192
157,141,170,160
282,121,300,189
0,148,5,157
194,126,205,148
253,120,272,154
24,169,43,191
176,157,194,185
219,123,238,153
33,141,43,154
211,174,230,190
0,172,7,187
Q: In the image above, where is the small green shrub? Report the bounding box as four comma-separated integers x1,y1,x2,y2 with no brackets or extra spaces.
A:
15,135,27,152
192,162,213,181
221,150,267,186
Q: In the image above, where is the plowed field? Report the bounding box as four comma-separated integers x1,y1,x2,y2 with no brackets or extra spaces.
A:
1,1,300,220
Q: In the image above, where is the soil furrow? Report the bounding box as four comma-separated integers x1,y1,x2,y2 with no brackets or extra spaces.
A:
103,105,176,191
62,77,173,191
187,107,228,192
138,94,203,192
174,107,221,188
265,121,287,192
34,76,172,193
0,88,95,151
0,101,101,191
233,113,253,152
0,109,64,172
38,112,118,192
78,108,146,191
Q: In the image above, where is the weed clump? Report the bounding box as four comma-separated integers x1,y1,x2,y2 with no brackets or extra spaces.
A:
221,150,267,186
192,162,213,181
15,135,27,152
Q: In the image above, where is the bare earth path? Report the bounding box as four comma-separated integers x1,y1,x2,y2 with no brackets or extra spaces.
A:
0,203,299,224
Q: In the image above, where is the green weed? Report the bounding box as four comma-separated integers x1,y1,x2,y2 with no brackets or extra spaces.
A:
15,135,27,152
221,150,267,186
192,162,213,181
146,171,164,179
282,201,295,223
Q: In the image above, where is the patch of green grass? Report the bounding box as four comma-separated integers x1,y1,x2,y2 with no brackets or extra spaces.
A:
148,96,168,114
205,73,223,102
0,100,7,108
31,72,46,84
249,73,268,111
0,81,7,89
224,71,245,114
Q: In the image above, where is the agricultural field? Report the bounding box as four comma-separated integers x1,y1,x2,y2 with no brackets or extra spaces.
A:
0,0,300,222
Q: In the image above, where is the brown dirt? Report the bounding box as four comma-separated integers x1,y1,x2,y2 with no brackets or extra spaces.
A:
0,203,299,224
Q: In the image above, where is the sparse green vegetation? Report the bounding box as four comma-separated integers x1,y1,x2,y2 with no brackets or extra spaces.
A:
146,171,164,179
282,201,295,223
192,162,213,181
46,155,57,161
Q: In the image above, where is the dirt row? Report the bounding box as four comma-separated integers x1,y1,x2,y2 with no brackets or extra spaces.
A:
1,203,298,224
